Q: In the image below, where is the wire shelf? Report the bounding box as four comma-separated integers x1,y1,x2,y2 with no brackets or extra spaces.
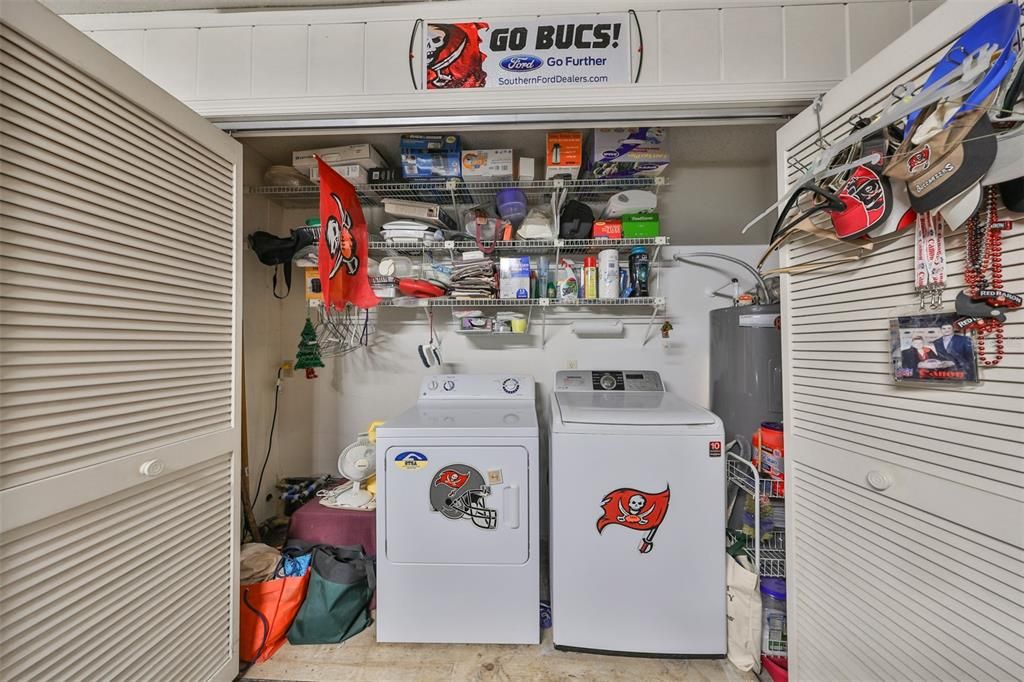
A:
247,176,668,207
368,237,668,256
376,296,664,309
728,457,785,500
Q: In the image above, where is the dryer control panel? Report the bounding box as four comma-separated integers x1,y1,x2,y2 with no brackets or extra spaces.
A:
420,374,536,400
554,370,665,392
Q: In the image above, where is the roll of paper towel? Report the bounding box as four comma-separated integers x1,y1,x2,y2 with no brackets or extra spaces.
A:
571,320,624,337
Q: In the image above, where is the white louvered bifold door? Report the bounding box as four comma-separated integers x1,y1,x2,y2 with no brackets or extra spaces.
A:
0,2,242,680
776,1,1024,680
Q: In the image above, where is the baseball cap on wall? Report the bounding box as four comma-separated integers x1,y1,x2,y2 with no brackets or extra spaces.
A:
905,114,997,213
828,164,893,240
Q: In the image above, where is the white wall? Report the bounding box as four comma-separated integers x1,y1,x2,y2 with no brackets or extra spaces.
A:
264,245,775,474
66,0,943,122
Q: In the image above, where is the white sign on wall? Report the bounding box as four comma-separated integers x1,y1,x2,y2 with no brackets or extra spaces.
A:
423,14,631,90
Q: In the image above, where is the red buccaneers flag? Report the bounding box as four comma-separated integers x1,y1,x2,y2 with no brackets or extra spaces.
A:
317,157,379,310
596,486,671,554
434,469,470,490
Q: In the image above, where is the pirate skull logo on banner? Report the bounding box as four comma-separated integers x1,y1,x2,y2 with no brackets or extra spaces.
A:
316,156,379,310
596,486,671,554
425,23,489,89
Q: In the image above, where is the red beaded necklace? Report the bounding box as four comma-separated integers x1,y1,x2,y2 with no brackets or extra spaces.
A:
963,187,1006,366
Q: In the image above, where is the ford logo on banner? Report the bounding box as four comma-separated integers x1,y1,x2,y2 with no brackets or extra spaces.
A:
499,55,543,72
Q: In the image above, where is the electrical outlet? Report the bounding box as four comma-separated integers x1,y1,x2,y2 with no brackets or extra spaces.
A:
567,360,578,369
280,362,293,378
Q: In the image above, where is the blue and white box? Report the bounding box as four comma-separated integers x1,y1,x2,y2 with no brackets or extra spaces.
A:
500,256,532,299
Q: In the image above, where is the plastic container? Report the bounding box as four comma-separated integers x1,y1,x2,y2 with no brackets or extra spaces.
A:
558,259,579,301
757,422,785,495
583,256,598,299
538,256,550,299
598,249,619,299
760,578,787,657
628,246,650,297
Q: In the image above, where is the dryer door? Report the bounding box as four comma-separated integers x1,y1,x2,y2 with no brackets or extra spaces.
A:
384,445,529,565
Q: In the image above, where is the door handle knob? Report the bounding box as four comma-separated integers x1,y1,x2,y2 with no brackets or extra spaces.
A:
140,459,166,477
866,470,893,491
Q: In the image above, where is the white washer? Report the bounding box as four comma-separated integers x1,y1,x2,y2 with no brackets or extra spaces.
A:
549,370,726,656
375,374,539,644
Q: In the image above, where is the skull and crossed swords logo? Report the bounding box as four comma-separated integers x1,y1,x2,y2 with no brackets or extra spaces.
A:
325,192,358,279
617,494,655,525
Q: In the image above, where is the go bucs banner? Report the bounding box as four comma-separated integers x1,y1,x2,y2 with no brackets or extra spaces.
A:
423,14,631,90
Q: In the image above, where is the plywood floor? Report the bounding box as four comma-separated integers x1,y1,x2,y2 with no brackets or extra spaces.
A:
243,624,756,682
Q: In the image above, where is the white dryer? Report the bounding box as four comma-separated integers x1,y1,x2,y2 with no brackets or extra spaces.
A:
549,370,726,656
375,374,539,644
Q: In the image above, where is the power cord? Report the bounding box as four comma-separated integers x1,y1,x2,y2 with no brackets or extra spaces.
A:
252,366,283,512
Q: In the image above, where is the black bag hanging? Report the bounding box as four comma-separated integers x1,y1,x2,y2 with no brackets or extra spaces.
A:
287,545,375,645
247,229,315,299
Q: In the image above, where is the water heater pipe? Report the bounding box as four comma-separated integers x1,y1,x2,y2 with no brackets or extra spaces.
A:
673,252,777,304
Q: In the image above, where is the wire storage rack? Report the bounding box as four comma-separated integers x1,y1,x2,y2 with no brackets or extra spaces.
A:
368,236,667,257
727,452,786,579
246,176,668,207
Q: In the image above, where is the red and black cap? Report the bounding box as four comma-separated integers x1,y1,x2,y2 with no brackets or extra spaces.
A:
828,164,894,240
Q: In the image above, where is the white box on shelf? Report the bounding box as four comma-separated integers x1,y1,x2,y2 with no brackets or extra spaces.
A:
293,144,386,173
518,157,536,181
309,163,368,184
499,256,531,300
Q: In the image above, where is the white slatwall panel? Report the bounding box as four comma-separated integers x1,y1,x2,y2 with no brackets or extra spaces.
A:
0,454,234,681
0,25,235,490
777,1,1024,679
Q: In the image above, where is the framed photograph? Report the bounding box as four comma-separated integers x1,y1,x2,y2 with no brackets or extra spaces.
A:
890,312,979,384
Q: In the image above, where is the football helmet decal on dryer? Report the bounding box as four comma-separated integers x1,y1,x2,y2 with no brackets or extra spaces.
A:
430,464,497,529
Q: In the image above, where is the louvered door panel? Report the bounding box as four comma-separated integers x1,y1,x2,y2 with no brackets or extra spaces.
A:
0,455,234,681
0,21,235,489
776,1,1024,679
0,3,240,681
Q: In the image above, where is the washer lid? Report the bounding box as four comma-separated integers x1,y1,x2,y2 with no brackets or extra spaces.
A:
555,392,717,426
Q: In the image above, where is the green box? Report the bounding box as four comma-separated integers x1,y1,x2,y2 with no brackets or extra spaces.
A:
621,213,660,238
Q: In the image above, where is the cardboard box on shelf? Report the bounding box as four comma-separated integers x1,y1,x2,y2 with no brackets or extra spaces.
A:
499,256,532,299
461,149,515,182
592,219,623,240
400,134,462,179
621,213,661,238
589,127,670,178
518,157,537,181
293,144,386,174
309,163,368,184
546,131,582,180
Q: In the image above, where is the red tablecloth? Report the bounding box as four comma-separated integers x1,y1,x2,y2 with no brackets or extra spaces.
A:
287,498,376,557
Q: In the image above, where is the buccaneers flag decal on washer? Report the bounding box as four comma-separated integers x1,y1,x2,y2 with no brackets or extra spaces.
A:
317,156,379,310
596,486,671,554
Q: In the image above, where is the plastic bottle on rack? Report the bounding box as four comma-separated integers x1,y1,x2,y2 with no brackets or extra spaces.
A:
583,256,598,299
598,249,619,299
629,246,650,297
538,255,549,299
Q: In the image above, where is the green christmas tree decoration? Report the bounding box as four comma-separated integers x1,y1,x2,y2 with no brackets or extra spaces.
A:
294,318,324,379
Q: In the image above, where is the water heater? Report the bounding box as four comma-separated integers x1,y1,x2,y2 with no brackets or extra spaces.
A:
710,304,783,444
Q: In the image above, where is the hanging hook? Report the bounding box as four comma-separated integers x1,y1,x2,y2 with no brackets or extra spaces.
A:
812,93,827,151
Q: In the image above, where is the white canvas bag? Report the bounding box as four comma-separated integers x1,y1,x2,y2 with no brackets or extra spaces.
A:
726,553,762,672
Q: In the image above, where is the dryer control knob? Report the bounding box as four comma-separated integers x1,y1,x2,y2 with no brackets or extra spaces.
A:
502,378,520,394
599,373,617,390
428,379,439,391
443,380,455,392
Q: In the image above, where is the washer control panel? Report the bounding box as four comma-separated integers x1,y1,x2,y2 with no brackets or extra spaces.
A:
554,370,665,392
420,374,535,400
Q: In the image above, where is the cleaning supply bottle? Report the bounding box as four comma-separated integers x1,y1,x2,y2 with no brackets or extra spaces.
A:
558,258,579,301
583,256,598,299
629,246,650,297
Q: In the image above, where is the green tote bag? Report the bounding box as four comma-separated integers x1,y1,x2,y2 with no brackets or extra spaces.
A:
287,545,375,645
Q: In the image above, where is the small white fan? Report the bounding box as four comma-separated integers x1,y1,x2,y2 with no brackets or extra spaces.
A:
332,422,382,508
